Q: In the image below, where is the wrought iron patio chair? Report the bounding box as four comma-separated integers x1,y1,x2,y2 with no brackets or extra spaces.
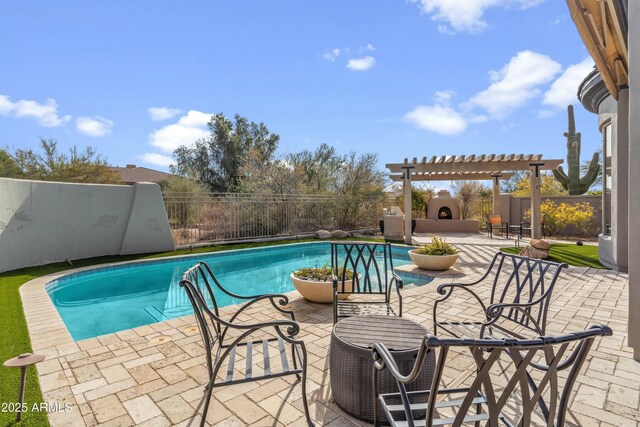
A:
519,213,546,239
372,324,612,427
331,242,403,324
180,261,314,427
487,214,509,239
433,252,568,340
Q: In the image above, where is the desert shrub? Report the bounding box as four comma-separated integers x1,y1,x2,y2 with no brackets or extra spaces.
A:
526,201,596,236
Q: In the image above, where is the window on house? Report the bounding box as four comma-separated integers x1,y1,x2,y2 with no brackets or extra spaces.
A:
603,123,612,236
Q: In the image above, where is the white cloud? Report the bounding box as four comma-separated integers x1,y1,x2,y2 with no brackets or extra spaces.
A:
346,56,375,71
465,50,561,118
411,0,545,34
433,90,454,104
76,116,113,137
140,152,174,167
0,94,71,127
148,110,211,153
404,105,467,136
366,44,376,51
323,48,341,61
148,107,183,121
542,57,594,108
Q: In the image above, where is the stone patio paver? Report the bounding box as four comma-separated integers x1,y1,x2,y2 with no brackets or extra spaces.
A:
18,234,639,426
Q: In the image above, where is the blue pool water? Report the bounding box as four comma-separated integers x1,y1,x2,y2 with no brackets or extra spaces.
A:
47,242,431,340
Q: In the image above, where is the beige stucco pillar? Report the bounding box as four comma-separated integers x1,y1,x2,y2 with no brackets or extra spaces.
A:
530,168,541,239
492,174,501,214
628,0,640,361
402,167,413,244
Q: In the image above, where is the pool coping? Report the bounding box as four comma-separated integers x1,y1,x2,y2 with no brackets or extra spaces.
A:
20,241,419,353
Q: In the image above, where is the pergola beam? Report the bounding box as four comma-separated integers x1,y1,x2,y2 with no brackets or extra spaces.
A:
386,159,563,174
389,172,515,182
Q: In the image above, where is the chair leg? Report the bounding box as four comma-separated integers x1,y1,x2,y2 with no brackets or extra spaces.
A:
200,378,215,427
291,344,301,381
298,344,315,426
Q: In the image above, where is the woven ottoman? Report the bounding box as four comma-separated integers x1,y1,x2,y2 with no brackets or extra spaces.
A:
330,315,435,423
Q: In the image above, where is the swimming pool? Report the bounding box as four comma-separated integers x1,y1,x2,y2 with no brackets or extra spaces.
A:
46,242,431,340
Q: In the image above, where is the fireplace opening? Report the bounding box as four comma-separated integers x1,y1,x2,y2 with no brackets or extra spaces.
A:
438,207,453,220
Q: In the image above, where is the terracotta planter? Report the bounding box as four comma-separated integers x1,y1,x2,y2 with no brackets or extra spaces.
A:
408,250,459,271
290,273,353,303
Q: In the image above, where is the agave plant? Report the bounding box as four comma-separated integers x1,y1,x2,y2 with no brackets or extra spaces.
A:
414,235,459,256
293,265,354,281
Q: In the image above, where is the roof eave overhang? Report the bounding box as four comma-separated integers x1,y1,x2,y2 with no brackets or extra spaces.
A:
566,0,628,100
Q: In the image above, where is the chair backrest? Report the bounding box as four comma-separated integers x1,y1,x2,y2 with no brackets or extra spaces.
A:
179,262,229,353
374,325,612,427
482,252,568,335
331,242,394,297
488,214,503,225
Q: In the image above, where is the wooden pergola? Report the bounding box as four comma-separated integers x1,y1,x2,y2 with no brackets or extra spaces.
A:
386,154,564,243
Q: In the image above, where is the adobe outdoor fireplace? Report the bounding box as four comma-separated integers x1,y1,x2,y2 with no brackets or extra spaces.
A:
427,191,460,220
438,207,453,220
412,189,477,233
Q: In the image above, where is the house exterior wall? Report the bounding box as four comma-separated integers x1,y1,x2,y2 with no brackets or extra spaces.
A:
628,0,640,359
0,178,175,273
578,79,628,271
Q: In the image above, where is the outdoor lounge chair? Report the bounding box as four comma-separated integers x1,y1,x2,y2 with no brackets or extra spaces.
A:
487,214,509,238
433,252,568,340
180,261,314,427
372,324,612,427
331,242,403,324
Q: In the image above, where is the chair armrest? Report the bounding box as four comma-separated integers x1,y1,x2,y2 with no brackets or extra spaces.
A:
391,272,404,290
372,340,430,385
433,284,490,329
229,294,295,323
216,312,303,338
502,221,509,227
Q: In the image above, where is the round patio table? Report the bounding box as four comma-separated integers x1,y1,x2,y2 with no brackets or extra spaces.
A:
329,315,435,423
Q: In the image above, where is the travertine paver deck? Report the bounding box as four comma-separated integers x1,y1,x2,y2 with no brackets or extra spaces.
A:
20,234,639,426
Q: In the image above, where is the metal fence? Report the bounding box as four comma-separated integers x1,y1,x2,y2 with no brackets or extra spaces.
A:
163,192,386,245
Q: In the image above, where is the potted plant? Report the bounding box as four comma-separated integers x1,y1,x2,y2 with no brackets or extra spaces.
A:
409,235,459,271
290,265,355,303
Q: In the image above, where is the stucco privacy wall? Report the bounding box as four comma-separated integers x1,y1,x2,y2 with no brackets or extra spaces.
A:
0,178,175,273
502,194,602,236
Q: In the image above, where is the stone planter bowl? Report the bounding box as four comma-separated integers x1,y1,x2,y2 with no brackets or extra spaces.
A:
290,273,353,303
408,250,459,271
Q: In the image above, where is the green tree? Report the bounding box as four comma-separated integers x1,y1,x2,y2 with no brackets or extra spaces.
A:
0,149,22,177
333,152,386,228
499,170,527,193
172,113,279,192
238,149,299,196
511,172,568,196
452,181,490,219
286,144,342,194
6,138,119,183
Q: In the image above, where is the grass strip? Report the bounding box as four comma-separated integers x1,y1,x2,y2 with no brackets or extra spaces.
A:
500,243,607,269
0,236,385,426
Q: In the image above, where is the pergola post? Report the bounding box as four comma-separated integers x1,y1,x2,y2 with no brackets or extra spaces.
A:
530,164,543,239
492,174,501,214
402,166,413,244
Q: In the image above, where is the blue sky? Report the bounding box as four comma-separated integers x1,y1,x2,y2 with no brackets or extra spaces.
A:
0,1,600,181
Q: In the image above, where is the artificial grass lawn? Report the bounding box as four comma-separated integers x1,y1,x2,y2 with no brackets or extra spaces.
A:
501,243,607,269
0,236,385,426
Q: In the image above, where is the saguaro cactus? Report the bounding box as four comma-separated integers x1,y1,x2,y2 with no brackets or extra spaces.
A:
553,105,601,195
